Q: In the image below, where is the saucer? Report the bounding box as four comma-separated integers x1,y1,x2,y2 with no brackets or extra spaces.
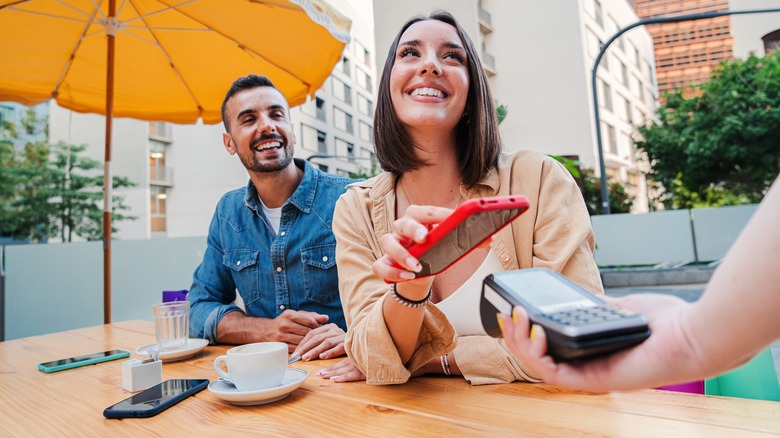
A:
208,368,308,406
136,338,208,362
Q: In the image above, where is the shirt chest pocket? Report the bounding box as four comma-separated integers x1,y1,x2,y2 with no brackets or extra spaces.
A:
301,244,339,305
223,250,260,303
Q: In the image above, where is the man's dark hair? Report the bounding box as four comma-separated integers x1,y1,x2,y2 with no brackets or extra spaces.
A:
373,10,501,188
221,74,279,132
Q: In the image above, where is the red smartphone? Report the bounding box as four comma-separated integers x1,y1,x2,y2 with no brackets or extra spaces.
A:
393,195,530,281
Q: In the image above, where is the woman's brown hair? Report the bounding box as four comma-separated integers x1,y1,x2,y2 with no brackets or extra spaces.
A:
373,10,501,187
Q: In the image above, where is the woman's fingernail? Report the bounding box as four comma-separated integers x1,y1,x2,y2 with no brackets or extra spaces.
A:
317,370,327,376
399,271,416,280
406,257,421,272
414,229,427,241
512,308,519,325
496,314,504,331
530,324,539,340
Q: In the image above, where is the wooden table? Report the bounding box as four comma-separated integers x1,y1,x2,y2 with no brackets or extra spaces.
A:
2,321,779,437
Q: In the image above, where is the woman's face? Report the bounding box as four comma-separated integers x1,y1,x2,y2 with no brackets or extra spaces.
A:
390,19,469,133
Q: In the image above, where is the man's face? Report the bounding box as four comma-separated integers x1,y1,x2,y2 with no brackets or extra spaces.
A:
222,86,295,173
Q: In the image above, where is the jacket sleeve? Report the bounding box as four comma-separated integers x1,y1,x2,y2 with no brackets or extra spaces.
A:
334,190,457,385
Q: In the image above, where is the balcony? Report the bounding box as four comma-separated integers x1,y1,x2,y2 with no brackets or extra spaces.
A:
149,166,174,187
481,50,497,76
478,6,493,33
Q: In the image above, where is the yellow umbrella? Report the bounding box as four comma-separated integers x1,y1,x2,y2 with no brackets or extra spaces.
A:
0,0,351,323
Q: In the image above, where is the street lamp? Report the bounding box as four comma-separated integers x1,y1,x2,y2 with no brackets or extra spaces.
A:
592,7,780,214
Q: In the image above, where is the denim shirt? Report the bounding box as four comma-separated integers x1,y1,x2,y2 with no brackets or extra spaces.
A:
188,159,352,343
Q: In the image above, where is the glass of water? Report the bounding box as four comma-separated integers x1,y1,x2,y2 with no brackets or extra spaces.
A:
152,301,190,352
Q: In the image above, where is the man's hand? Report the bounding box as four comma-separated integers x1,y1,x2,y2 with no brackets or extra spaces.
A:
216,309,328,349
292,323,346,360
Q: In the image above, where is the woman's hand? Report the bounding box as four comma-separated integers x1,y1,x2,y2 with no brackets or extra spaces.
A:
499,293,697,392
372,204,453,294
318,357,366,383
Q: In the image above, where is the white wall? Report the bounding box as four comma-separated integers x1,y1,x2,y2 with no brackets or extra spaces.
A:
728,0,780,58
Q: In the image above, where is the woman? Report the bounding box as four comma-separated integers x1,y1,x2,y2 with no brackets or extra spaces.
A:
499,175,780,392
323,10,602,385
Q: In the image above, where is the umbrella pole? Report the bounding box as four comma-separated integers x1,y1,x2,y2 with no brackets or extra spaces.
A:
103,0,116,324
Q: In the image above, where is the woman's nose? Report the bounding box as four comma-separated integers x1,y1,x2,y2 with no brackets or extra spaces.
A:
418,58,441,76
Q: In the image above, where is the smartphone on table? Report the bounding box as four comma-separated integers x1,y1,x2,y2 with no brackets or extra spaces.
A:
481,268,651,361
393,195,530,281
103,379,209,419
37,349,130,373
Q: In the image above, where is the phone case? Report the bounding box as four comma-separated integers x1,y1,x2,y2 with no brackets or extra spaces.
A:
103,379,209,419
37,350,130,373
394,195,530,281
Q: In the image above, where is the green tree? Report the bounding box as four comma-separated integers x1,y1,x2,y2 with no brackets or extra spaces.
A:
551,156,635,215
636,51,780,209
0,109,136,242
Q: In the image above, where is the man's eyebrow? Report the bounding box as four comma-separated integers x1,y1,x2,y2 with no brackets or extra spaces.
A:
268,104,286,112
237,108,256,119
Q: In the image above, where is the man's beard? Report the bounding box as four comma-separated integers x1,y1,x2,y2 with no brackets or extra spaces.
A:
239,134,294,173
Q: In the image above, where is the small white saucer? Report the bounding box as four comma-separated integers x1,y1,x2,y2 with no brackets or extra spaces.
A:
208,368,308,406
136,338,208,362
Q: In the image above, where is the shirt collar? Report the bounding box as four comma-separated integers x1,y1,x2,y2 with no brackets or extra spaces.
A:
243,158,317,214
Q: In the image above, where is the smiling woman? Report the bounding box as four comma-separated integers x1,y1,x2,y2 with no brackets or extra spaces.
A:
319,10,604,386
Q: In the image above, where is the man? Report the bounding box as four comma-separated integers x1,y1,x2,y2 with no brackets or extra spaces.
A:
189,74,352,362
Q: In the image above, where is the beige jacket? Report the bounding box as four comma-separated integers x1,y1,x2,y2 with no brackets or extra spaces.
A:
333,151,604,385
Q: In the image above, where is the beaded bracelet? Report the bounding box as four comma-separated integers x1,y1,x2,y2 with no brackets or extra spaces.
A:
392,284,432,308
440,353,452,376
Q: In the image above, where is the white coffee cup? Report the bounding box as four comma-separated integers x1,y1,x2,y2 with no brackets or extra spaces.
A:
213,342,287,392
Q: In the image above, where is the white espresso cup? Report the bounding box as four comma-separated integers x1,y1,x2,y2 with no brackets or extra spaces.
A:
213,342,287,392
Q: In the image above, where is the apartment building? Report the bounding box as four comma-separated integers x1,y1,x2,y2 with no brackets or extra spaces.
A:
636,0,780,97
45,0,376,241
373,0,657,212
635,0,734,96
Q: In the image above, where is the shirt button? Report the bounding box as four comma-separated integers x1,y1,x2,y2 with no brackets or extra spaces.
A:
276,266,282,272
280,231,286,236
322,256,328,262
501,255,510,262
279,305,285,310
236,261,241,266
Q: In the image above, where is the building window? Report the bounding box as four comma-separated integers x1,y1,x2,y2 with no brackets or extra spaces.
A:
150,186,167,234
301,124,327,153
356,69,372,93
763,29,780,53
340,56,351,76
332,78,352,104
601,81,613,112
357,95,373,116
149,140,172,185
149,122,172,141
335,138,355,161
356,41,371,67
634,47,641,69
316,97,326,121
593,0,603,28
359,121,372,142
606,123,617,154
619,61,628,86
334,108,353,134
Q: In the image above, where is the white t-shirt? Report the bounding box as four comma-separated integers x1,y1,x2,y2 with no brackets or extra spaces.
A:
260,201,283,235
434,249,503,336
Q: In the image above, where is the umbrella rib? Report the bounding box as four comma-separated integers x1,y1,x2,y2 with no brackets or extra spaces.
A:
125,0,205,115
51,5,104,100
155,0,315,88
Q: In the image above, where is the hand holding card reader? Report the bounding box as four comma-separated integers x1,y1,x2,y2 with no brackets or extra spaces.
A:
481,268,650,361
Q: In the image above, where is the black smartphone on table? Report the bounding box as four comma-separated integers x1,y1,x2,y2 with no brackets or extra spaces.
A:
103,378,209,419
37,349,130,373
392,195,530,281
481,268,651,361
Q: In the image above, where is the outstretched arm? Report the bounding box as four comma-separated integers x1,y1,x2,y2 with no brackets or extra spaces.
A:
500,175,780,392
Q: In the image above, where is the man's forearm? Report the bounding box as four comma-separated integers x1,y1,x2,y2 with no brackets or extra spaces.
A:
215,311,274,345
